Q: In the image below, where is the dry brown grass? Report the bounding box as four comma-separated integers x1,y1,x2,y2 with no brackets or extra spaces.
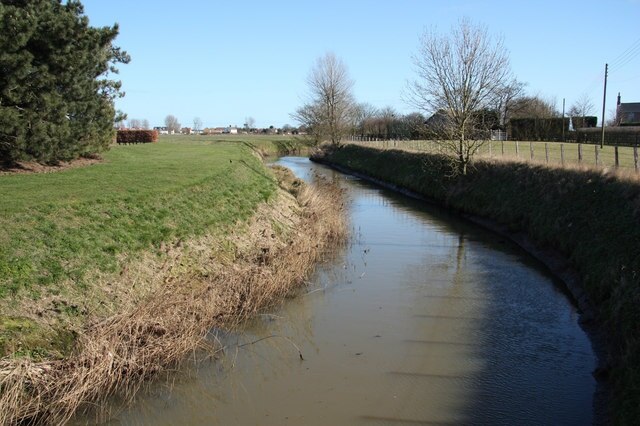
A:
0,157,103,176
0,168,347,425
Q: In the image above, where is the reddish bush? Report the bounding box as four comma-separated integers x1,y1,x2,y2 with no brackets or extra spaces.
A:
116,130,158,144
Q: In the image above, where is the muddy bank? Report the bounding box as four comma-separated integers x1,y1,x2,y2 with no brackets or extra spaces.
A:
310,144,640,424
0,167,347,425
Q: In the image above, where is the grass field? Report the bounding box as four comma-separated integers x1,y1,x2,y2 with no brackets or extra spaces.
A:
350,139,640,174
157,133,306,156
0,137,283,356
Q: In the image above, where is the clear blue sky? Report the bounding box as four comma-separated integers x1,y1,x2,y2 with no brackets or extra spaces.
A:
81,0,640,129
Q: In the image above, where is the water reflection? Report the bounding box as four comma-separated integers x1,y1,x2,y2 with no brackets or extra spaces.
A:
104,157,595,425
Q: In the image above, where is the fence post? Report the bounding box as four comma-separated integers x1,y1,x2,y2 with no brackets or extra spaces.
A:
595,145,599,166
634,144,638,173
530,142,534,161
560,144,565,166
545,143,549,163
614,145,619,168
578,143,583,164
501,141,504,156
515,141,519,157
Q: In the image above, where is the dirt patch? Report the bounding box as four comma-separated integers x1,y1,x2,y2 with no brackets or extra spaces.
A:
0,157,102,176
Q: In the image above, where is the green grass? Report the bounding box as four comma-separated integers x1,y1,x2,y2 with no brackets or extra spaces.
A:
158,133,306,157
0,138,278,300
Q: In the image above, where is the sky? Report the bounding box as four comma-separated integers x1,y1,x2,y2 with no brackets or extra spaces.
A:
80,0,640,129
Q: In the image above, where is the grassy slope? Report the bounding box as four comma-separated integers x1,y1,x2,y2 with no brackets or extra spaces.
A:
0,138,279,356
317,144,640,423
159,133,306,157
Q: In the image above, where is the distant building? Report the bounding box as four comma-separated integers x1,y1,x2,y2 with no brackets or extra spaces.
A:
153,126,169,135
223,126,238,134
616,93,640,126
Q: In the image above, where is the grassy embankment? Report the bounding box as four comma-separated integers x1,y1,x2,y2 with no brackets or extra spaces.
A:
313,144,640,424
0,136,345,424
0,138,273,356
160,133,309,157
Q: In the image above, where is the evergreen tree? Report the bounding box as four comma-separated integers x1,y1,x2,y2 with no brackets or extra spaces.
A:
0,0,129,165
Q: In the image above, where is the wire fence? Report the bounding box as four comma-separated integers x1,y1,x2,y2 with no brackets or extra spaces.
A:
346,137,640,174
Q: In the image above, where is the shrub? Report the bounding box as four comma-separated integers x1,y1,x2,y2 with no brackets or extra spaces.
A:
116,130,158,144
571,116,598,128
509,117,569,141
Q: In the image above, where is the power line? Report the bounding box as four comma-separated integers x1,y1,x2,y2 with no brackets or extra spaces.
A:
610,37,640,68
610,50,640,75
608,39,640,76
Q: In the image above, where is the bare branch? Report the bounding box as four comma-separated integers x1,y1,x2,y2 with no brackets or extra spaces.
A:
292,53,356,146
407,19,513,175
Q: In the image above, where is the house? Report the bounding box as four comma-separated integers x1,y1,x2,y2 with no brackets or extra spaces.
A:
223,126,238,134
153,126,169,135
202,127,224,134
616,93,640,126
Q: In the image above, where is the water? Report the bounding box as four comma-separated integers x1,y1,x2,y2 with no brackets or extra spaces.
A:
106,157,596,425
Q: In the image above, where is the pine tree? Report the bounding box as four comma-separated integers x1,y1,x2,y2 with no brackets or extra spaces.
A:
0,0,129,165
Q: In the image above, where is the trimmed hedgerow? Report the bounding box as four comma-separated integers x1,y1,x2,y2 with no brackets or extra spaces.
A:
116,130,158,144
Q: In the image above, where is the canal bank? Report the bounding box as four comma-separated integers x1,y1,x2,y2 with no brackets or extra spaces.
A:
108,157,598,425
312,144,640,423
1,165,347,425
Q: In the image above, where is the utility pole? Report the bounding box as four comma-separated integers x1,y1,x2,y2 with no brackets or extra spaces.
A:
562,98,566,142
601,63,608,148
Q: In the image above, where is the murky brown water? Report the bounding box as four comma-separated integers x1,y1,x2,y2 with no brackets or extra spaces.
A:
101,157,596,425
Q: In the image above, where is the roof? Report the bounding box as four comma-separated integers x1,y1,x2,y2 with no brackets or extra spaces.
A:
619,102,640,113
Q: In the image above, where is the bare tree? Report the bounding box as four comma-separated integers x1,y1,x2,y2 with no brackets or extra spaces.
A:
494,78,526,127
164,115,180,134
569,93,594,117
568,93,595,128
244,116,256,133
141,119,150,130
407,19,512,175
193,117,203,133
128,118,141,129
353,102,379,137
509,95,559,119
292,52,355,146
292,102,325,145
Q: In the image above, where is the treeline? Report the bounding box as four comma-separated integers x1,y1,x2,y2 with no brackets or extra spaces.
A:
339,96,606,143
0,0,128,165
353,107,428,140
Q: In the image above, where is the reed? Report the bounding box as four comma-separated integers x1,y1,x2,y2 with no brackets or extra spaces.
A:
0,168,347,425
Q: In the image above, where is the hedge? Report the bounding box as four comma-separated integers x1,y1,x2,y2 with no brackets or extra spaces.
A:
571,116,598,128
116,130,158,144
573,127,640,146
509,117,568,141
